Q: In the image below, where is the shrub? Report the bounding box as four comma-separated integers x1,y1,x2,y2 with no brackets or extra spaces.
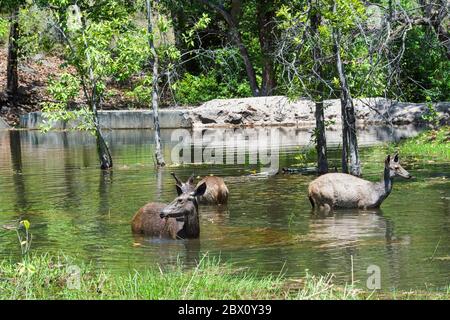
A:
0,17,8,45
173,72,251,105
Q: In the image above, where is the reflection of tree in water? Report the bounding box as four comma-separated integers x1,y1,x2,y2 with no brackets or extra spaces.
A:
61,132,80,211
99,170,113,215
9,130,28,214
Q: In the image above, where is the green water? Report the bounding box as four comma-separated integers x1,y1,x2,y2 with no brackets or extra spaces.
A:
0,127,449,291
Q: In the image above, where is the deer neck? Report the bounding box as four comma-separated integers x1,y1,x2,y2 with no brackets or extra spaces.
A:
180,202,200,238
374,168,393,204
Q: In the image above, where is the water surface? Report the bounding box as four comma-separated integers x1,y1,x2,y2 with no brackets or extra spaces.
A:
0,126,448,291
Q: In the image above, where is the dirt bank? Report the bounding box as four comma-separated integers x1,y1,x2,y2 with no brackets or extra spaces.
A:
0,49,141,126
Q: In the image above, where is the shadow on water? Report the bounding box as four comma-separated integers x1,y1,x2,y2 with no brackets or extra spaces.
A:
0,126,448,290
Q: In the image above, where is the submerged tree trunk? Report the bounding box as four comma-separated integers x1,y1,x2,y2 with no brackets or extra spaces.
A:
198,0,260,96
256,0,277,96
332,1,361,176
146,0,165,167
7,6,19,101
310,8,328,175
93,104,113,170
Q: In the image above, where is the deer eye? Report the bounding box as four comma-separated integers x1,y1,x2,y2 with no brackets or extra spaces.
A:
177,198,183,203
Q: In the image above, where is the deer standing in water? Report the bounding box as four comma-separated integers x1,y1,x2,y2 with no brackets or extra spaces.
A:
171,173,229,205
308,154,411,212
131,182,207,239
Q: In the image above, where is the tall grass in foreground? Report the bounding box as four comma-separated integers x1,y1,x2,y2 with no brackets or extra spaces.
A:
0,253,449,300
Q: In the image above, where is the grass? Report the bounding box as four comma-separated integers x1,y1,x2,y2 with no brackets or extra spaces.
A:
398,126,450,161
0,253,449,300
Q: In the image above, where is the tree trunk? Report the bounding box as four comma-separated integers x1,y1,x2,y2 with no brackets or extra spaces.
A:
95,128,113,170
256,0,277,96
198,0,260,96
341,118,349,174
86,54,113,170
332,1,361,176
7,6,19,101
147,0,165,167
310,7,328,175
92,103,113,170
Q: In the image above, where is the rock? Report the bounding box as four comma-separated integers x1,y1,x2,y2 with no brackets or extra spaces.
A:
226,113,243,125
186,96,449,128
198,114,217,124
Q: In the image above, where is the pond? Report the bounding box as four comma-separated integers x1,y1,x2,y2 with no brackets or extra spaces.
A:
0,125,449,292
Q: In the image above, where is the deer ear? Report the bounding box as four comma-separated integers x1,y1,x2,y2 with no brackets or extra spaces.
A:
193,182,207,197
385,155,391,166
394,153,399,162
176,184,183,196
171,172,183,186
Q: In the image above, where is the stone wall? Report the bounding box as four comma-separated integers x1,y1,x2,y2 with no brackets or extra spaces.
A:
20,109,191,130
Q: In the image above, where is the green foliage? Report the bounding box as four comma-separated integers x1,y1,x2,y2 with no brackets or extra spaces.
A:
182,12,210,48
398,26,450,102
125,75,152,106
421,98,440,128
0,17,8,45
110,27,150,82
17,5,58,57
2,0,448,110
173,71,251,105
41,73,95,132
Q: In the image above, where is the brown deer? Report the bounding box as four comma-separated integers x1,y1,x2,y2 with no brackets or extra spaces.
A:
131,182,207,239
171,173,229,205
308,154,411,212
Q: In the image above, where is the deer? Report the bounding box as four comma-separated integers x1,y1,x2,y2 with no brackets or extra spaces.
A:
131,182,207,239
171,173,229,205
308,154,411,212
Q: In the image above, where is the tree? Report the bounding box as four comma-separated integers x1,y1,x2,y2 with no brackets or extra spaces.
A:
198,0,260,96
310,0,328,175
39,1,138,170
4,1,21,101
256,0,278,95
331,0,361,176
146,0,165,167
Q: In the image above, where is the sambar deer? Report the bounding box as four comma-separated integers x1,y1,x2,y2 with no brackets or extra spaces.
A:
308,154,411,212
171,173,229,205
131,182,207,239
